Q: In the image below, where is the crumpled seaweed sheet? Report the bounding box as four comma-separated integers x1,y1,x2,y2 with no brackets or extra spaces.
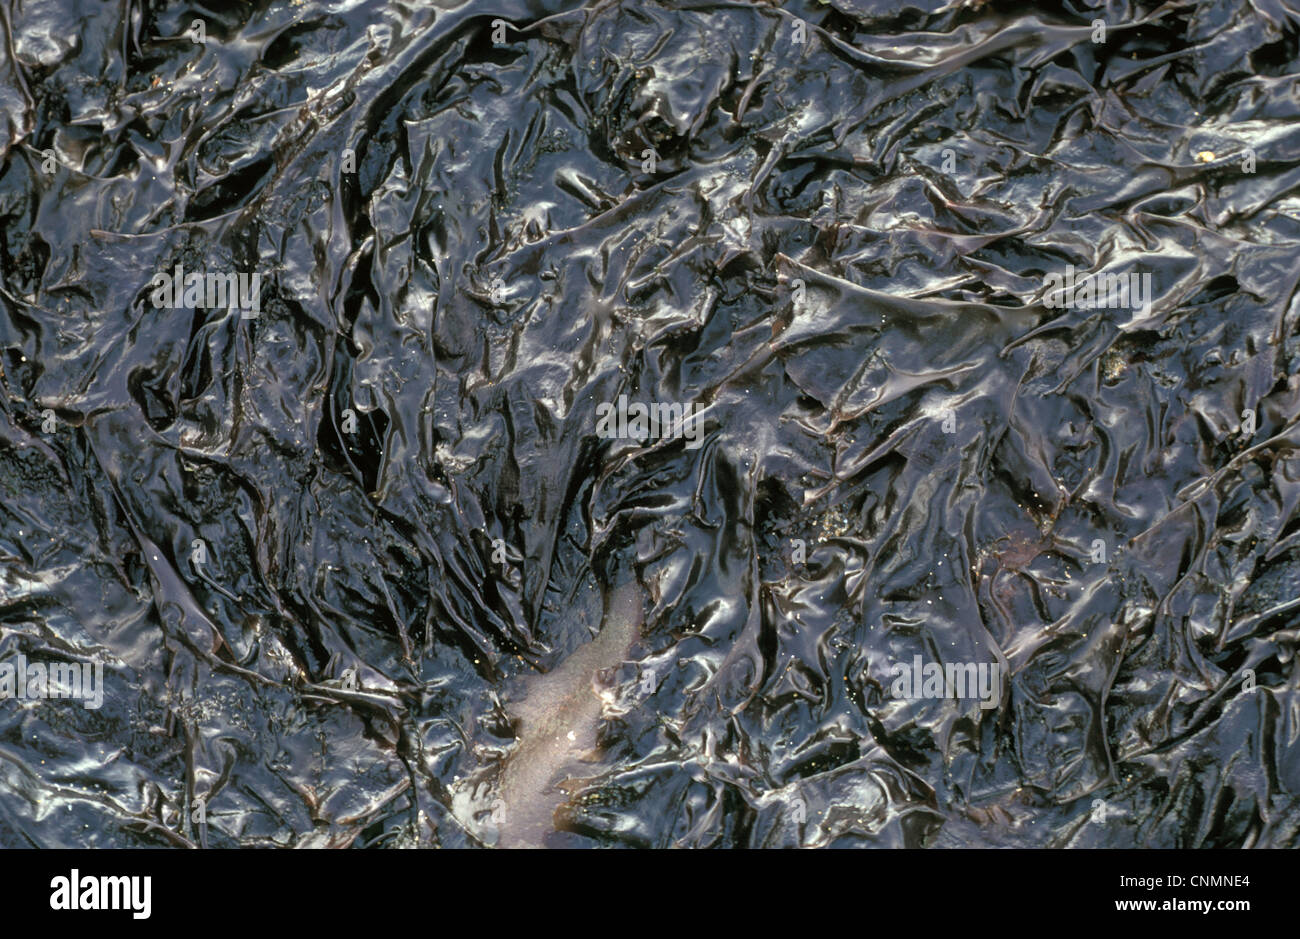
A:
1,0,1298,848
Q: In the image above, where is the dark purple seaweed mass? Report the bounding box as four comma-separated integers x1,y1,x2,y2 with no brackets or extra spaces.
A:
0,0,1298,848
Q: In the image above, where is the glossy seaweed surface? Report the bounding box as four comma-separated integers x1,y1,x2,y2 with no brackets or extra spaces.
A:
1,0,1298,848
